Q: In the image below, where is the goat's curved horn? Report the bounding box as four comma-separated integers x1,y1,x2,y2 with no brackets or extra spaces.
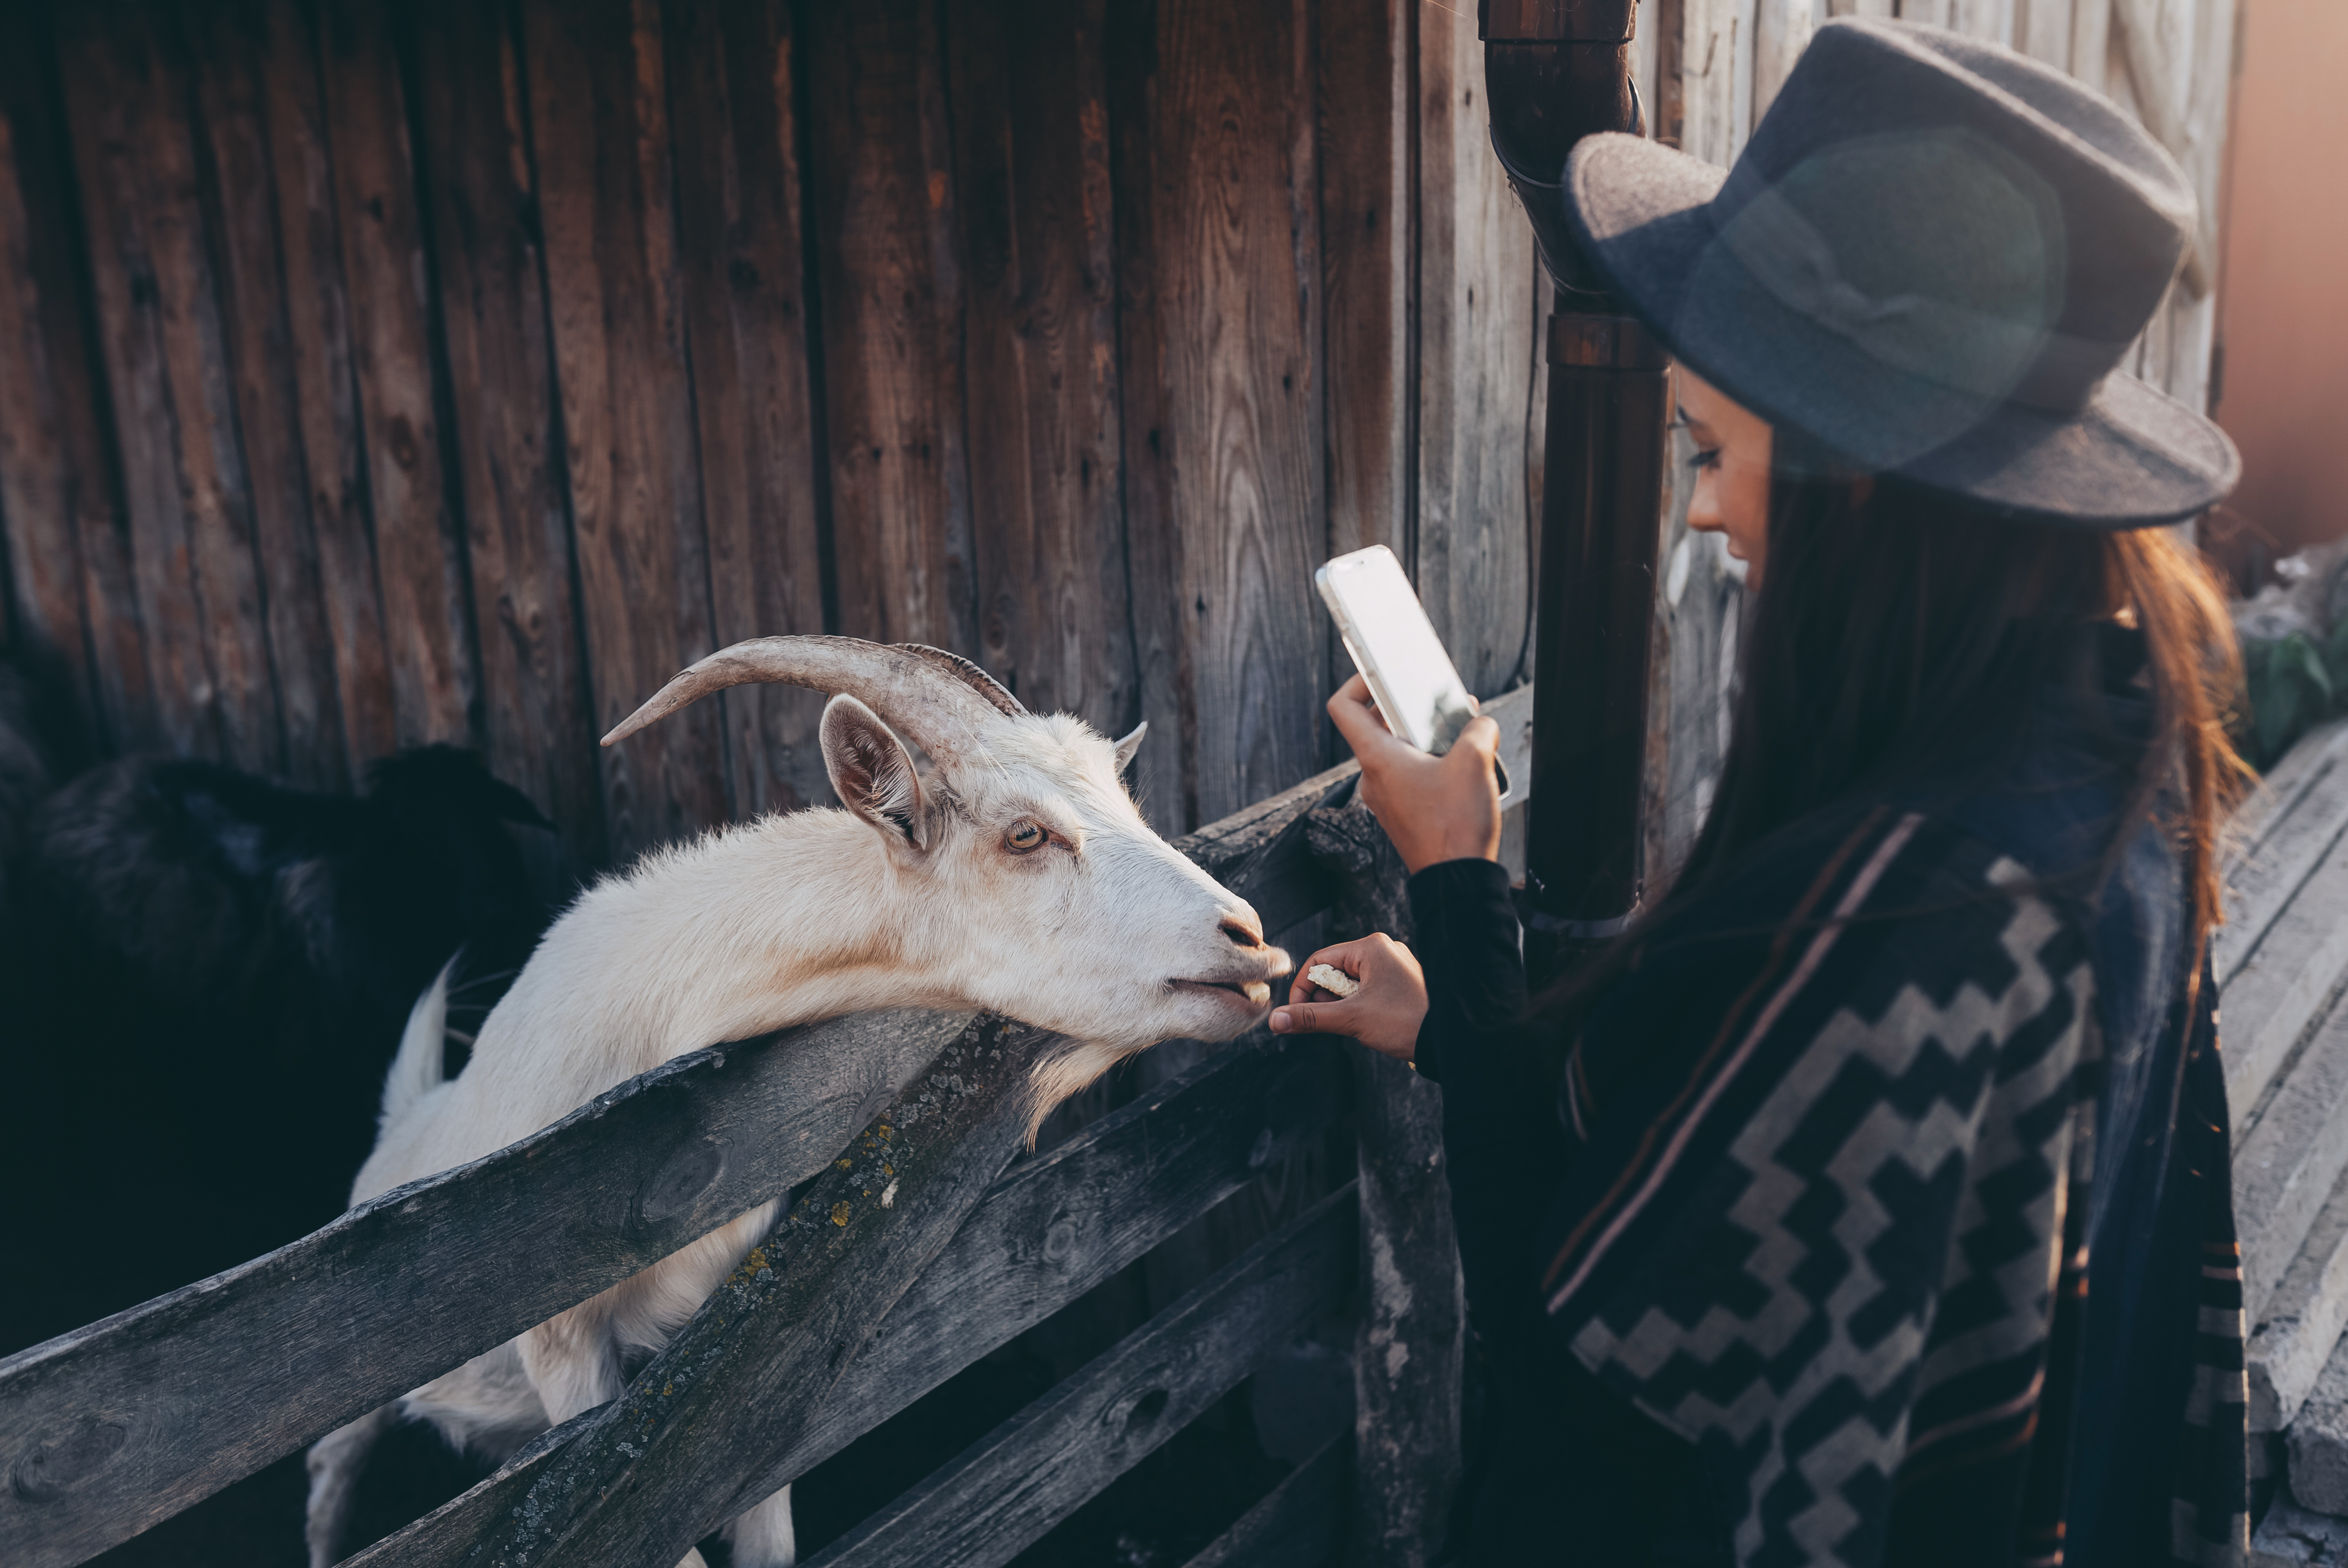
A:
600,636,1024,762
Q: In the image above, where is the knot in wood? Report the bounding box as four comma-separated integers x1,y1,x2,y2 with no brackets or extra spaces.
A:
12,1417,130,1503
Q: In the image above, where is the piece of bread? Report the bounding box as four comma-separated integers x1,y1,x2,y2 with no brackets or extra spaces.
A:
1305,962,1360,999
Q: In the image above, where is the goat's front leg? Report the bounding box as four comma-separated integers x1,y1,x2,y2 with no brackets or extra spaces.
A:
518,1306,717,1568
517,1303,626,1425
725,1484,797,1568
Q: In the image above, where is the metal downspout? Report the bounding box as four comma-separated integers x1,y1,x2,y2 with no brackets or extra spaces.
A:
1481,0,1670,978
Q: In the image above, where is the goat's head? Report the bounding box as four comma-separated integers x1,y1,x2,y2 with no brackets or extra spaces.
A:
605,638,1291,1096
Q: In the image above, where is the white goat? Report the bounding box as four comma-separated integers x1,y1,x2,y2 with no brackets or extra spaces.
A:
306,637,1290,1568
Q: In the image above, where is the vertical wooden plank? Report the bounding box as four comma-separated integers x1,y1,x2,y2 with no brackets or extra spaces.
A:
1416,0,1538,698
663,0,830,816
1634,0,1664,133
1681,0,1759,169
526,0,727,856
1901,0,1956,25
1320,0,1412,570
1110,0,1327,830
408,0,604,861
804,0,977,659
1351,1051,1465,1568
254,0,399,778
56,0,281,771
1753,0,1817,121
0,7,142,742
943,0,1136,732
0,55,85,670
2069,0,2112,92
1950,0,2020,44
1108,4,1193,833
318,0,476,751
1654,417,1746,869
1653,0,1691,149
2019,0,2077,68
183,0,349,788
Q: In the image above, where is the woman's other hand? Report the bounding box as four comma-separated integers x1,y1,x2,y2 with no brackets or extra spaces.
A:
1327,673,1501,874
1269,933,1428,1062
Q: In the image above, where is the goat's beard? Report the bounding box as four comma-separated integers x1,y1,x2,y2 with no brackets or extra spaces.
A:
1023,1039,1147,1147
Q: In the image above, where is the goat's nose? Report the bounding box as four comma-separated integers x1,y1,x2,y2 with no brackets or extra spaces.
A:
1219,914,1264,949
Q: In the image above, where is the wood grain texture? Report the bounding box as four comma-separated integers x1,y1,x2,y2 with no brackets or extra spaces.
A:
945,0,1134,736
2018,0,2077,68
805,1184,1358,1568
317,0,476,751
1346,1054,1461,1568
1752,0,1816,118
1180,1429,1347,1568
1318,0,1412,570
253,0,405,781
0,10,126,734
804,0,977,657
2223,723,2348,980
1104,0,1191,831
1312,808,1461,1568
407,0,604,861
184,0,350,789
346,1031,1350,1568
466,1019,1052,1568
2068,0,2113,94
1679,0,1758,169
663,0,831,816
0,1008,973,1568
1415,0,1539,698
525,0,727,857
55,0,280,771
1111,0,1327,828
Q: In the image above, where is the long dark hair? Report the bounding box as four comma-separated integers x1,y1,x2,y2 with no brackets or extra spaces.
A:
1540,464,2250,1024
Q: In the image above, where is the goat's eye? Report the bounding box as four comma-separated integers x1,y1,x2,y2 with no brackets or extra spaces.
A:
1004,819,1047,854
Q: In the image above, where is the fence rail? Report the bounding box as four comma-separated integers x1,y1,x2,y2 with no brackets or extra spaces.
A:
2,684,1533,1568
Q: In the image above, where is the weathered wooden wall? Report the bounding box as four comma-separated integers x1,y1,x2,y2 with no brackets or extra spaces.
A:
0,0,1545,870
0,0,2235,874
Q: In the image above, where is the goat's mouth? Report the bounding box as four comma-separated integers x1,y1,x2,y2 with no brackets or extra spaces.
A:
1170,978,1274,1009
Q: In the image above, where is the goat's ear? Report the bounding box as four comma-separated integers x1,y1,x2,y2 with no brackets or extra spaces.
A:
1111,720,1148,776
821,695,931,850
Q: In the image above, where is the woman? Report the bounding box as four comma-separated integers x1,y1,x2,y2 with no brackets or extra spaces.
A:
1272,19,2252,1568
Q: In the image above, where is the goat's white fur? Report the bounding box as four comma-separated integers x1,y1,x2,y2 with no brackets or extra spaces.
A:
307,693,1284,1568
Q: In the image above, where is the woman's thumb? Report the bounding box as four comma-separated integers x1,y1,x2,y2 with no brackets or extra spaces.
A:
1272,1000,1352,1038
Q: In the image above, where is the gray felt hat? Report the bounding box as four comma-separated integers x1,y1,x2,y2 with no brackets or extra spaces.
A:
1562,17,2239,528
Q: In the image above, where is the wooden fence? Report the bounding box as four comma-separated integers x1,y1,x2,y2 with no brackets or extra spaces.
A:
0,684,1532,1568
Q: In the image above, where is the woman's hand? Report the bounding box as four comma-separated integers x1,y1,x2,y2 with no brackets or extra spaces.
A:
1327,673,1501,874
1268,933,1428,1062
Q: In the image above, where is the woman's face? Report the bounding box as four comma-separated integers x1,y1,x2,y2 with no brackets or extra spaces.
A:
1677,367,1774,591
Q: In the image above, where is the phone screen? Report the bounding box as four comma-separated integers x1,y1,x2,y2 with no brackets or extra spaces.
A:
1315,546,1478,754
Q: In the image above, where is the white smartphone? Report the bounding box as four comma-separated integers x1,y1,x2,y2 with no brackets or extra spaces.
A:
1314,545,1484,756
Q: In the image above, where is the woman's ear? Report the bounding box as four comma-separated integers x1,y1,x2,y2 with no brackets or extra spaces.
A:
821,695,930,850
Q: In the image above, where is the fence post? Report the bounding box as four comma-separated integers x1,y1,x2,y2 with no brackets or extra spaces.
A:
1309,800,1465,1568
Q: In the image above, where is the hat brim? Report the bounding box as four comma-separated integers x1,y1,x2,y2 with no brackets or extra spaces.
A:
1563,133,2239,528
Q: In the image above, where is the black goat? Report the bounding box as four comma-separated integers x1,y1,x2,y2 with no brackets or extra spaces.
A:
2,745,564,1358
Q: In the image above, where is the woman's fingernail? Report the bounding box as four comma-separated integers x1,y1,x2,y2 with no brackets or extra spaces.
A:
1271,1009,1291,1032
